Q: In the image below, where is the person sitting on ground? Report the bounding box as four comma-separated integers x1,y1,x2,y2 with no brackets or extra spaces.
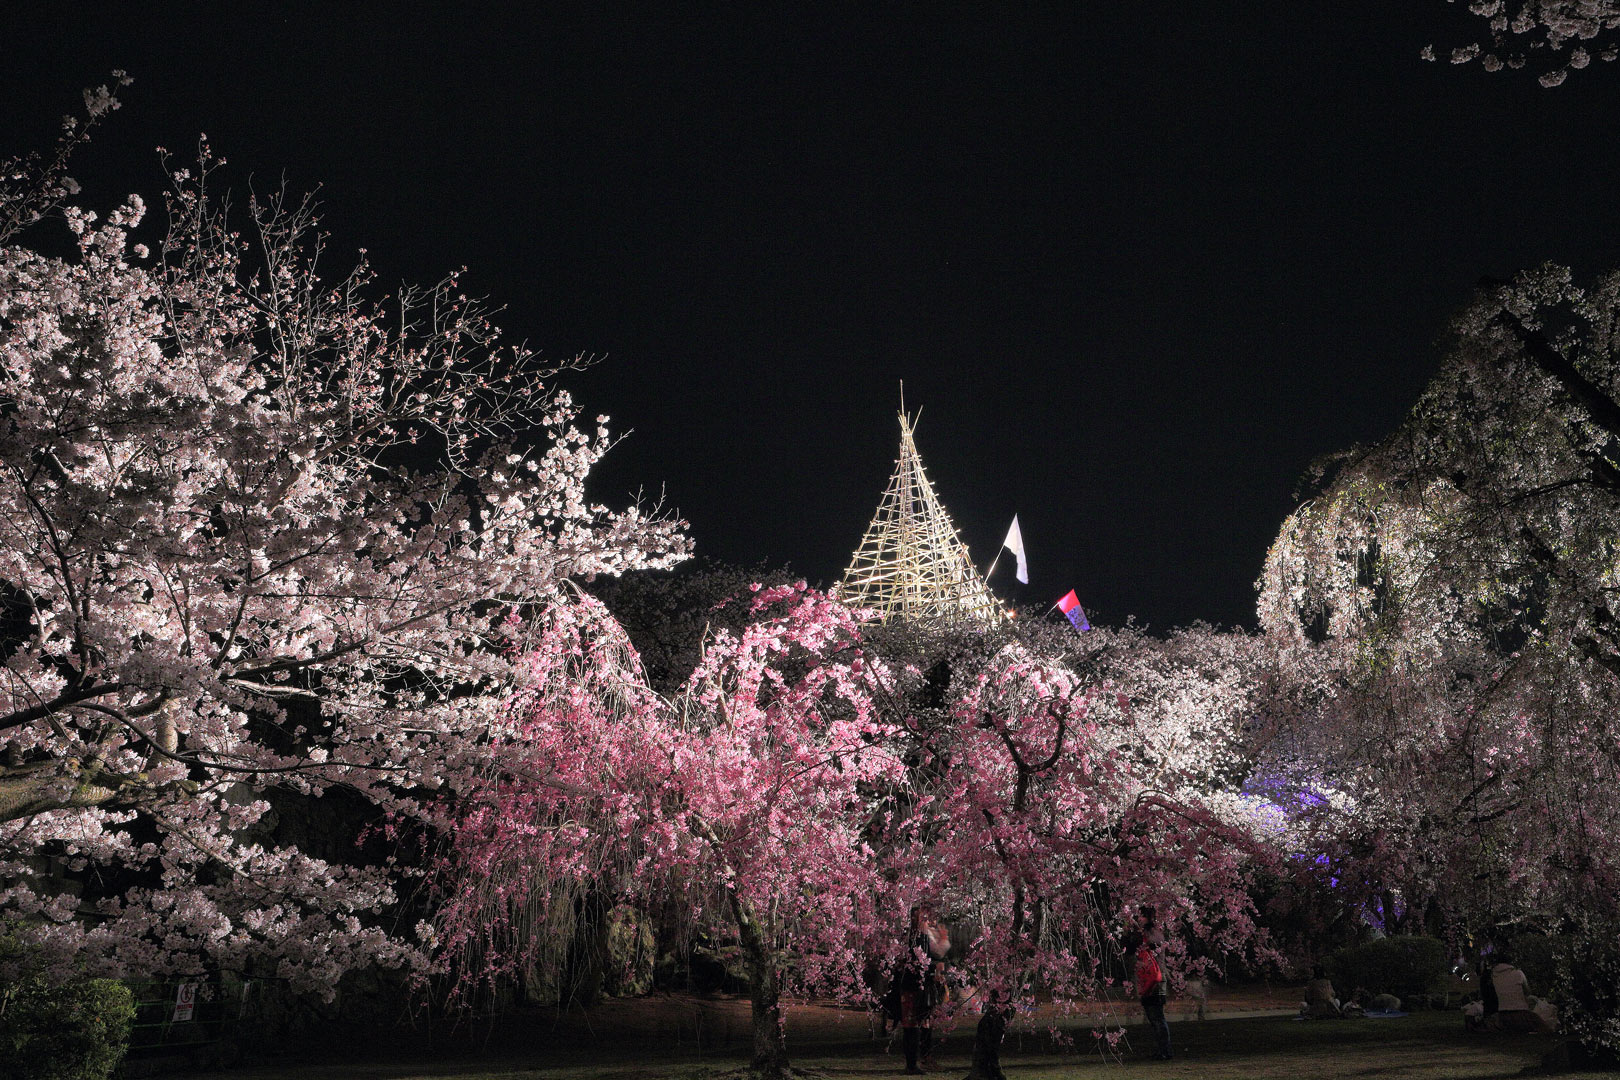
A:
1488,953,1539,1033
1301,965,1342,1019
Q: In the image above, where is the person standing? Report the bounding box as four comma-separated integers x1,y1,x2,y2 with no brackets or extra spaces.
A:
1133,907,1172,1061
895,905,948,1073
1477,956,1499,1029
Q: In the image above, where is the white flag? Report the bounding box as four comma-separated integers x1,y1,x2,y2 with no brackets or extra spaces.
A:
1001,515,1028,584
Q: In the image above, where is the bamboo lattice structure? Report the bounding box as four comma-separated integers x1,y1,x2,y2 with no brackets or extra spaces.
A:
838,410,1004,623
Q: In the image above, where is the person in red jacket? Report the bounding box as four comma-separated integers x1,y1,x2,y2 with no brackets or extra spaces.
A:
1132,906,1172,1061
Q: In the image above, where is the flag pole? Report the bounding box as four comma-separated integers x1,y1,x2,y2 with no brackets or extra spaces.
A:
985,548,1002,580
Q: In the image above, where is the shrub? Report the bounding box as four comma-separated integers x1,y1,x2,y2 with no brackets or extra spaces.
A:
1553,918,1620,1061
0,976,135,1080
1326,935,1449,1004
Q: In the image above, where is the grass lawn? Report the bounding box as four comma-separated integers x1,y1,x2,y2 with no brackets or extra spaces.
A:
179,996,1606,1080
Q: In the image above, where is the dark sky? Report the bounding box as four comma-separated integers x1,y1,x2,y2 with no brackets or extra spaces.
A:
6,5,1620,630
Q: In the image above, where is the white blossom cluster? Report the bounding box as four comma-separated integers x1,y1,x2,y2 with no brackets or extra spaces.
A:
1424,1,1620,85
0,137,688,989
1254,264,1620,956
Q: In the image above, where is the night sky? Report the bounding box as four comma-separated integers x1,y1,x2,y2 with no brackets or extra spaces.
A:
6,5,1620,630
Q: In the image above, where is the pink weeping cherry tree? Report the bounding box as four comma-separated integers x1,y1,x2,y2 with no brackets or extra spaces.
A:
432,584,905,1080
874,626,1283,1080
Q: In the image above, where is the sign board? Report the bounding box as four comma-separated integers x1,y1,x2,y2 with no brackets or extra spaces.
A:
172,982,197,1023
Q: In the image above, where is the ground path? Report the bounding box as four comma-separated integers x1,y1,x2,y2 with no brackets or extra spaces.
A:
181,986,1604,1080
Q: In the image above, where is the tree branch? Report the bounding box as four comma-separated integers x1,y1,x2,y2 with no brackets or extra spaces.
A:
1497,309,1620,444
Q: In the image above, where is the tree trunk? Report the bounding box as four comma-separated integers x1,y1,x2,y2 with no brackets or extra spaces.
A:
561,887,610,1007
964,1004,1008,1080
747,957,788,1080
729,892,789,1080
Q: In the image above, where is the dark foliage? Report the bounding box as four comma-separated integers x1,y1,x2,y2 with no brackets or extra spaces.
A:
0,975,134,1080
586,558,797,693
1326,936,1449,1004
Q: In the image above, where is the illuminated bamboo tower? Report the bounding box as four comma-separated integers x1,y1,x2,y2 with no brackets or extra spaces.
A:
839,410,1003,622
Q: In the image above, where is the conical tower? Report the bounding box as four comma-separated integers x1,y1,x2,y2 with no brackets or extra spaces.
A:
839,411,1003,622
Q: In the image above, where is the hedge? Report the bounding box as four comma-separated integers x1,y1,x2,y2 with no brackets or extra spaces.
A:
1325,935,1449,1004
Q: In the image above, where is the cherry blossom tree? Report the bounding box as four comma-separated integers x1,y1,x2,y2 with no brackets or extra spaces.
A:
0,98,688,991
433,585,903,1079
1257,264,1620,1049
869,622,1282,1079
1423,1,1620,86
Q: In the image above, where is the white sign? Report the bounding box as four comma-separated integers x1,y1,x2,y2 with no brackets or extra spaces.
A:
172,982,197,1023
